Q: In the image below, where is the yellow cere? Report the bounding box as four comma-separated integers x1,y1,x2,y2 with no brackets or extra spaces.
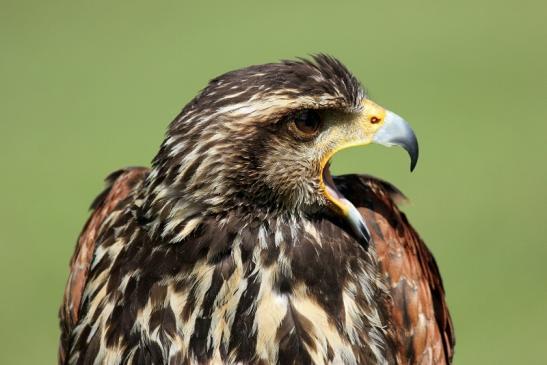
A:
319,99,387,216
359,99,386,136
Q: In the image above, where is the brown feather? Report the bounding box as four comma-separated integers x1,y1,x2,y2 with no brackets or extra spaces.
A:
58,167,148,364
335,174,455,364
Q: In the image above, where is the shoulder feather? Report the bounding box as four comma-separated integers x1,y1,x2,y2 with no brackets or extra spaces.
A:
334,174,455,364
58,167,148,364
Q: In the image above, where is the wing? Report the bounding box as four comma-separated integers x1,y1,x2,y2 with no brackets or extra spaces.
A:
335,174,455,365
58,167,148,364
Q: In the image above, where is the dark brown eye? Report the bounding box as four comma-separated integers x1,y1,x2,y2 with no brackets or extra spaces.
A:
290,110,321,138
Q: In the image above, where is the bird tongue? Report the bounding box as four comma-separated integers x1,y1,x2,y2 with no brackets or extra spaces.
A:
322,162,372,248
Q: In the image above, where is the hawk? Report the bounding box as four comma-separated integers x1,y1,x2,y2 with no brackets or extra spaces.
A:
59,55,454,364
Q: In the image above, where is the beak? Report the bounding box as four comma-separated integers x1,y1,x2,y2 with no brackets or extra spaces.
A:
320,99,419,248
371,110,419,171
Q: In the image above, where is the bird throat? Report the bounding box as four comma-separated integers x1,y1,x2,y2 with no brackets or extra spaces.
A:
322,162,372,248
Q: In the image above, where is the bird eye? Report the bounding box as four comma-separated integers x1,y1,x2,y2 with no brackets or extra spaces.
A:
370,116,381,124
290,110,322,139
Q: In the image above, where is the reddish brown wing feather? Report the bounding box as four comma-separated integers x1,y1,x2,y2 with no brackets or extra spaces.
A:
336,174,455,365
58,167,148,364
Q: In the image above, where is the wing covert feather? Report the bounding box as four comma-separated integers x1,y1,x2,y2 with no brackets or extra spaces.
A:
335,174,455,364
58,167,148,363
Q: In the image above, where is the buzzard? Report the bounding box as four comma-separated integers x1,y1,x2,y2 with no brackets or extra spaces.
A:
59,55,454,364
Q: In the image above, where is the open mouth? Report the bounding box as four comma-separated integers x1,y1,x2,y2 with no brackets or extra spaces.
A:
321,160,372,246
321,161,347,210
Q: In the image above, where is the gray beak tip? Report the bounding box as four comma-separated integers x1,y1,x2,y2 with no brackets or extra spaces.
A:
410,161,417,172
372,110,419,173
408,136,419,172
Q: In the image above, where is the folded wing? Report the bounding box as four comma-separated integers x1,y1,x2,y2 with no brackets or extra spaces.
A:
58,167,148,364
335,174,455,364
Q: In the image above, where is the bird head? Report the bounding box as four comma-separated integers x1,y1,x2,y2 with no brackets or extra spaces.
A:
148,55,418,243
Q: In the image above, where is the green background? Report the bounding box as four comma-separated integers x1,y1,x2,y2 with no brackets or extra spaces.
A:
1,1,546,364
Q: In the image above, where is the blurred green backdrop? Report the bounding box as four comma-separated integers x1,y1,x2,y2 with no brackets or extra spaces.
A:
1,0,546,364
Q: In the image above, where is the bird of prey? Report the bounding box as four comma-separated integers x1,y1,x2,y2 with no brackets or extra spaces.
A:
59,55,454,365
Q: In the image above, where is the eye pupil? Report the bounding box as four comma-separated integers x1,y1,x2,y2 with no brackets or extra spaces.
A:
371,116,380,124
294,110,321,134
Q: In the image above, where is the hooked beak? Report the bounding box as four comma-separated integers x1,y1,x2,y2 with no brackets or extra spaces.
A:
320,99,419,248
372,110,419,172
